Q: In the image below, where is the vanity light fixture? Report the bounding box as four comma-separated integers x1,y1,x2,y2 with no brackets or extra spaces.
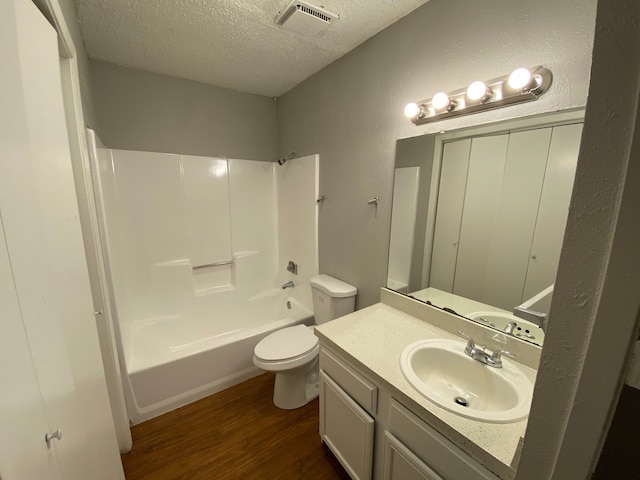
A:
466,80,492,103
403,102,424,119
405,66,553,125
508,67,534,90
431,92,456,111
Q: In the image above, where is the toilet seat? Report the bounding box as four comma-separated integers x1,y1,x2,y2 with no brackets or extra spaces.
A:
253,325,319,371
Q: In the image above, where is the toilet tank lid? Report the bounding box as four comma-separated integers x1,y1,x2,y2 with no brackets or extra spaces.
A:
310,274,357,298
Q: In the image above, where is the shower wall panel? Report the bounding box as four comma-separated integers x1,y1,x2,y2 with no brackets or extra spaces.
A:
277,154,319,311
182,155,232,268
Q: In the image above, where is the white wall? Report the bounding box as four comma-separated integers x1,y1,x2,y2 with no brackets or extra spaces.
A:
277,0,597,307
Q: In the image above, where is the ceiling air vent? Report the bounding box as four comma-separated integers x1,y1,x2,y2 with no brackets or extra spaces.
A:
275,0,339,37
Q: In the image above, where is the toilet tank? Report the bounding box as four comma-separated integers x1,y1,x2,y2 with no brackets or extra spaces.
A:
310,274,358,325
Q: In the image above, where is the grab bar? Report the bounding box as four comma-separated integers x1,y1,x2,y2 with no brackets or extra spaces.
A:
192,259,234,270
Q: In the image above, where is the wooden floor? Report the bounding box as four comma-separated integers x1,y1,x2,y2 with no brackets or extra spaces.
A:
121,373,350,479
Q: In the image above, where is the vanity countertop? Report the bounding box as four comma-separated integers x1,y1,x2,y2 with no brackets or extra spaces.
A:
315,301,537,480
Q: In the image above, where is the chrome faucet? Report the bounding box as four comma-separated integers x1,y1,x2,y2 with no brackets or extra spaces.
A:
281,280,296,289
458,331,516,368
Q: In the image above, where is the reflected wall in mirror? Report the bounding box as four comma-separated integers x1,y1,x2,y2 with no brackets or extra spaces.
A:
386,110,585,346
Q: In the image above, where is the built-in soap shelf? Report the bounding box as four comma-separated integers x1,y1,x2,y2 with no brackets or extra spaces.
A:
151,257,237,297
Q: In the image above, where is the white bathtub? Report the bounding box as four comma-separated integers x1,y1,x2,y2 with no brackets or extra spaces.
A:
122,293,313,423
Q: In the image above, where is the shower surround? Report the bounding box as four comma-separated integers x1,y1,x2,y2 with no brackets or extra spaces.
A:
92,148,319,423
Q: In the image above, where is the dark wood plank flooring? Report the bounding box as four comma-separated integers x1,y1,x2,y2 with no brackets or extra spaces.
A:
121,372,350,479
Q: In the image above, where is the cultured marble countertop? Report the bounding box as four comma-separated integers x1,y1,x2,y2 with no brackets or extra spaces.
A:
315,302,538,480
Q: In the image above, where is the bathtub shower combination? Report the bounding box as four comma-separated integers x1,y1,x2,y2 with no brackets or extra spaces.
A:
92,147,319,423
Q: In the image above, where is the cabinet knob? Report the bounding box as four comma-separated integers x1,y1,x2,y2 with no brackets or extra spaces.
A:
531,254,537,260
45,428,62,445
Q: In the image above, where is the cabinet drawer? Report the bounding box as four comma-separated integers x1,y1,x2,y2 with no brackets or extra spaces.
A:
383,432,444,480
320,372,374,480
320,347,377,414
388,400,497,480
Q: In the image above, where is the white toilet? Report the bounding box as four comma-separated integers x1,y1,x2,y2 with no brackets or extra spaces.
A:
253,274,357,409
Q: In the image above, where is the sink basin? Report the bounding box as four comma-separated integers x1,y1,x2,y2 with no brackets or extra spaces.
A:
400,339,533,423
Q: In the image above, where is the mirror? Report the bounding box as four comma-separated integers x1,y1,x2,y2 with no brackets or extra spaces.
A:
387,110,585,346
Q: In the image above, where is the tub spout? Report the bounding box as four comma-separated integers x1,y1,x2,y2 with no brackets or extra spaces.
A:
282,280,296,289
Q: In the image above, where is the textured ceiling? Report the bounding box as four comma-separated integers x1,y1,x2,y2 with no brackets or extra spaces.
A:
75,0,430,97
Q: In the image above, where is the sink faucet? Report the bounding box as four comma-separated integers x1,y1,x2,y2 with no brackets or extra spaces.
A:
458,331,515,368
282,280,296,289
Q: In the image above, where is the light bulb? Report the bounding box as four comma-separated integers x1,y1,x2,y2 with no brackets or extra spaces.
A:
466,81,491,102
404,102,422,119
431,92,451,110
508,68,533,90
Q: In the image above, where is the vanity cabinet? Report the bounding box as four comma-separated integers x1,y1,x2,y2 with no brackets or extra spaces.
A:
319,345,499,480
386,400,497,480
319,347,377,480
383,432,443,480
320,372,375,480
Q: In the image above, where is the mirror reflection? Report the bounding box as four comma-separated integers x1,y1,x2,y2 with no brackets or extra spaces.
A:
387,111,584,346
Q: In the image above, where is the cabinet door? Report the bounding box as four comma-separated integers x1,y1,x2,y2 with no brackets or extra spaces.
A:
383,432,444,480
388,400,498,480
320,372,374,480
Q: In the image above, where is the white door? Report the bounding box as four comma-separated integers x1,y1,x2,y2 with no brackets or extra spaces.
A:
478,128,552,309
0,0,124,478
429,139,471,292
452,134,509,303
0,214,64,480
523,123,583,300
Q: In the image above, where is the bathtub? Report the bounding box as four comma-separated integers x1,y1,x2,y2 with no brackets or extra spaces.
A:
122,293,313,423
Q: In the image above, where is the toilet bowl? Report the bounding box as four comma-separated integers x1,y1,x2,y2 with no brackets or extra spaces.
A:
253,274,357,409
253,324,320,409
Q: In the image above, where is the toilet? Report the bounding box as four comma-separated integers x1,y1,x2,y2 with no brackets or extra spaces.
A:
253,274,357,409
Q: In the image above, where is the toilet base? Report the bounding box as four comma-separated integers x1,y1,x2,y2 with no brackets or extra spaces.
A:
272,357,319,410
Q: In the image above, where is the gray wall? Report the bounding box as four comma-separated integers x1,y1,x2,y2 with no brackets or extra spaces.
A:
90,61,277,161
277,0,597,308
